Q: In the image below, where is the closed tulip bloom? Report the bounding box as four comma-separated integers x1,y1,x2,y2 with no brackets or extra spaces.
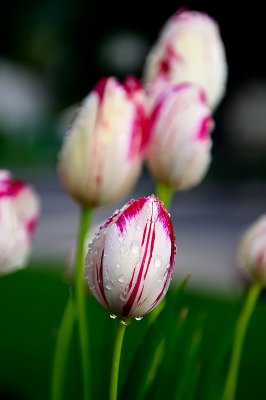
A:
146,83,213,190
58,77,148,207
0,170,40,274
238,216,266,284
144,9,227,110
85,196,176,319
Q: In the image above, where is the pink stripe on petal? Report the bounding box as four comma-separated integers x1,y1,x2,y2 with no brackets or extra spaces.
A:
123,76,142,96
122,202,154,317
96,250,109,308
144,226,156,279
197,116,212,141
26,217,38,235
94,77,109,103
0,179,26,198
116,197,147,233
137,285,145,305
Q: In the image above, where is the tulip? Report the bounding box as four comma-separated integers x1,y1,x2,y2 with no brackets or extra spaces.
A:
0,170,40,274
58,76,148,207
146,83,213,191
143,9,227,110
85,195,176,319
238,215,266,284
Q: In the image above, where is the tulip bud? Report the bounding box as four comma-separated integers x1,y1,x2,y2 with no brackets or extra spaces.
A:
58,76,148,207
146,83,213,191
238,215,266,284
0,170,40,274
85,196,176,319
144,9,227,110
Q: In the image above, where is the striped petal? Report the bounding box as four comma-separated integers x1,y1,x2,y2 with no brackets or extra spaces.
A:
85,196,176,319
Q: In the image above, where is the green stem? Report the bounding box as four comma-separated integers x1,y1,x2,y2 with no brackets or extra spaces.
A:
155,182,174,210
109,320,127,400
75,207,93,400
51,297,76,400
223,280,262,400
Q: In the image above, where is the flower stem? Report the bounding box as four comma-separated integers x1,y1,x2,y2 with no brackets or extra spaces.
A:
51,297,76,400
109,320,127,400
155,182,174,210
223,280,262,400
75,207,93,400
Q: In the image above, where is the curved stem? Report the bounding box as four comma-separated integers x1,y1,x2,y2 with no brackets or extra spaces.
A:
223,280,262,400
155,182,174,210
75,207,93,400
109,320,127,400
51,298,76,400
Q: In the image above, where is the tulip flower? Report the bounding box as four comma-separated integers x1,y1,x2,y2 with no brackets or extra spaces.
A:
143,9,227,110
238,215,266,284
146,83,213,192
58,76,148,207
223,215,266,400
0,170,40,274
85,195,176,319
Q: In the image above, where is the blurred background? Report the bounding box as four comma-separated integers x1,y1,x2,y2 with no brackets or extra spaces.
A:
1,0,266,290
1,1,266,399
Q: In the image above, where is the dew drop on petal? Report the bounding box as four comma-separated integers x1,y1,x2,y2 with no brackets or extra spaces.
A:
105,281,113,290
120,291,129,301
136,224,141,231
120,245,126,253
135,316,143,321
110,314,117,319
115,262,121,269
131,242,139,255
118,274,125,283
119,236,123,242
154,255,162,268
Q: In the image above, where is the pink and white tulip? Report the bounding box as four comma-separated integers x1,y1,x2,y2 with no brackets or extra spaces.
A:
146,83,213,190
238,216,266,284
143,9,227,110
0,170,40,274
58,77,148,207
85,196,176,319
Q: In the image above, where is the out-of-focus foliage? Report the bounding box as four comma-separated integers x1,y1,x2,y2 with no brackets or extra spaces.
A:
0,266,265,400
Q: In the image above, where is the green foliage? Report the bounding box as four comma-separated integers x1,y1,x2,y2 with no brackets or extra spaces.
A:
0,266,266,399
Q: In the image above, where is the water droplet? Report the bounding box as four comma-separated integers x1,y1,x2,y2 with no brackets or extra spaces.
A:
111,246,114,250
174,244,177,253
110,314,117,319
120,291,129,301
105,281,113,290
135,316,143,321
131,242,139,255
120,245,126,253
136,224,141,230
119,236,123,242
115,262,121,269
168,212,171,217
118,274,125,283
154,255,162,268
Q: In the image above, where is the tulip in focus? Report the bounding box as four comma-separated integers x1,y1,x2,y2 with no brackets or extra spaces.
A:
0,170,40,274
238,215,266,285
144,9,227,110
85,195,176,319
58,77,148,207
146,83,213,191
